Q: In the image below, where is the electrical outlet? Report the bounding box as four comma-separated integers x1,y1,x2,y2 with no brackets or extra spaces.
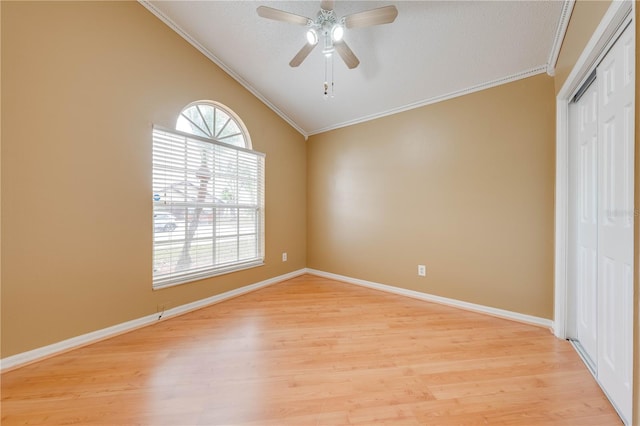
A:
418,265,426,277
282,252,288,262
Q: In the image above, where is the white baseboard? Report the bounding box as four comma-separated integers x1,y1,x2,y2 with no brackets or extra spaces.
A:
1,268,553,371
0,269,307,372
305,268,554,329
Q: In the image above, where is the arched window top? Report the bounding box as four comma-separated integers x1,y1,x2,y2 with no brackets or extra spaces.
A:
176,101,251,149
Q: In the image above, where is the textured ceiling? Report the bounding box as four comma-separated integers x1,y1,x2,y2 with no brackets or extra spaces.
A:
142,1,567,137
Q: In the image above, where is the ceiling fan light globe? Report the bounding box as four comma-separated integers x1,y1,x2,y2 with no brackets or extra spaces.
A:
306,29,318,45
331,24,344,42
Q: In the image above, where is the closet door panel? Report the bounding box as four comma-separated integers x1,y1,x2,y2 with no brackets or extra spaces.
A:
596,23,634,423
573,82,599,365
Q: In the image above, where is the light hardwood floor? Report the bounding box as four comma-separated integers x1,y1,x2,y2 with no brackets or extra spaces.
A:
1,275,621,425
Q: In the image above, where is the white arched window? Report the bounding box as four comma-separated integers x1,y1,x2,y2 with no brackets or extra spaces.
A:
176,101,251,149
152,101,265,289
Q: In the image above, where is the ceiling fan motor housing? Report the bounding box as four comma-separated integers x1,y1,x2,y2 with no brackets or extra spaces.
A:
312,8,343,55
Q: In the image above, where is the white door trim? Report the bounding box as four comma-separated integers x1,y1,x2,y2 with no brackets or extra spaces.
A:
554,0,633,340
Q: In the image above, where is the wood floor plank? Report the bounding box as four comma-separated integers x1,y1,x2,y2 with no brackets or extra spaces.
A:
1,275,621,425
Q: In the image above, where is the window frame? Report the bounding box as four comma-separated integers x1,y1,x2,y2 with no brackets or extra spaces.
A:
152,102,265,290
176,100,253,149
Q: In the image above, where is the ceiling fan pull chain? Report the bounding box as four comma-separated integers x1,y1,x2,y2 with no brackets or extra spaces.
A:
324,54,329,99
331,53,335,98
322,53,335,100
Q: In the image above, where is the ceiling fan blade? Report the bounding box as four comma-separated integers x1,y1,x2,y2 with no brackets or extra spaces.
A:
334,40,360,69
289,43,317,67
320,0,334,11
343,5,398,29
257,6,312,26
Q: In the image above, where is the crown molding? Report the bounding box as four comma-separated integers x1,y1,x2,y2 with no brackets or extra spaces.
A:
546,0,576,76
140,1,561,139
306,65,548,136
138,1,309,139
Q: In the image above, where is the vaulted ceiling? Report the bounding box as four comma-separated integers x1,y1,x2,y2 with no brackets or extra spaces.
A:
142,1,570,137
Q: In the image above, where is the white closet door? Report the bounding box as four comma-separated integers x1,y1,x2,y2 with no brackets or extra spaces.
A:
596,22,634,423
573,81,599,367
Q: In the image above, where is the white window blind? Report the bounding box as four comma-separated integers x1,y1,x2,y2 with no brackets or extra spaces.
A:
152,126,265,289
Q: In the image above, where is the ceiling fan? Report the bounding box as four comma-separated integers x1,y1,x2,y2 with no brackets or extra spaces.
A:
257,1,399,69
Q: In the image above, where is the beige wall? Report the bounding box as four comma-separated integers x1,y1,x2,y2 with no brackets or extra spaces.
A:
307,74,556,319
0,1,307,357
